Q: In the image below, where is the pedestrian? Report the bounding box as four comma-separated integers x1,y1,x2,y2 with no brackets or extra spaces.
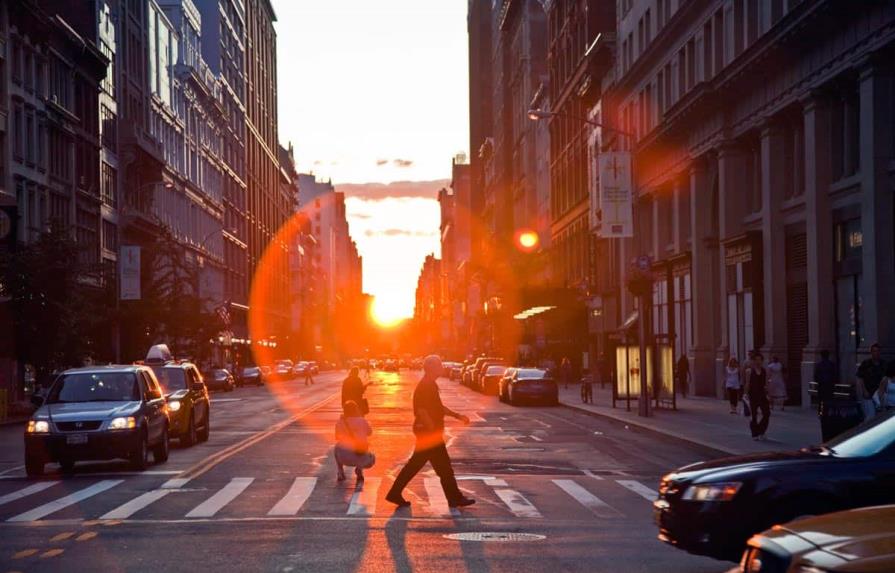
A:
875,361,895,411
560,357,572,389
724,357,741,414
813,349,839,441
342,366,371,416
744,352,771,441
580,370,593,404
856,342,886,421
334,400,375,482
304,363,315,386
385,355,475,509
767,356,788,411
675,355,690,398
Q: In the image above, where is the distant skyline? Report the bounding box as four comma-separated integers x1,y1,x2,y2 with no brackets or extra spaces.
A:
274,1,470,185
272,1,468,320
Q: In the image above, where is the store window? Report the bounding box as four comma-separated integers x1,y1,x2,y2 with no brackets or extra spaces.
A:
834,217,864,382
725,237,763,363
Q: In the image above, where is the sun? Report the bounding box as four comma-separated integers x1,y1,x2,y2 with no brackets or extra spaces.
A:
371,296,408,328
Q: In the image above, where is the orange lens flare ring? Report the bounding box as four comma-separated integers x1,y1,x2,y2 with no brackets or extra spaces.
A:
514,228,540,253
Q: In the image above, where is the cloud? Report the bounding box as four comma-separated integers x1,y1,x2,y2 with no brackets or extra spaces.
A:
338,179,450,201
375,159,389,166
393,159,413,168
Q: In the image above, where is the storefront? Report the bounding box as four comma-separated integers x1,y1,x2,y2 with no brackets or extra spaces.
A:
832,210,864,383
724,233,764,364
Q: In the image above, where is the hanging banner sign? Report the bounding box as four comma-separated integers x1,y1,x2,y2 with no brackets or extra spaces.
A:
120,245,141,301
598,152,633,238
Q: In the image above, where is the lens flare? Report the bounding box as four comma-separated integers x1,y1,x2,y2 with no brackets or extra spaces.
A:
515,229,540,253
371,296,406,328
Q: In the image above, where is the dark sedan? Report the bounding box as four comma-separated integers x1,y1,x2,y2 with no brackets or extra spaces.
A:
655,410,895,562
24,366,170,476
204,369,235,392
241,365,265,386
501,368,558,405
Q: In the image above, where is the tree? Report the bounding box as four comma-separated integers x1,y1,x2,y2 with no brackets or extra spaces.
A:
0,222,111,387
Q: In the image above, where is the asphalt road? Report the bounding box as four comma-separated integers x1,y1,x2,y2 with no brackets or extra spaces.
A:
0,370,736,573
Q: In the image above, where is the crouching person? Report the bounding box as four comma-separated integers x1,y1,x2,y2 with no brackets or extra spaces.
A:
335,400,375,482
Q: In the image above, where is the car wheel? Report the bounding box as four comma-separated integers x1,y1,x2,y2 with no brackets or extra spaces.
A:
508,388,516,406
25,458,44,477
182,413,197,447
197,413,210,442
153,425,169,463
130,432,149,471
59,459,76,473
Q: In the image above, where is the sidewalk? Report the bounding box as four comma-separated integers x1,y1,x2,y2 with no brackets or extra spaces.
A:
560,383,821,456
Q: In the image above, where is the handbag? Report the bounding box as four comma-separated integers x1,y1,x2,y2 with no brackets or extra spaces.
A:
742,397,751,417
359,398,370,416
341,416,369,455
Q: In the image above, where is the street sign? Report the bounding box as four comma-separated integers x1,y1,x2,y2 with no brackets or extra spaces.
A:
598,152,633,238
120,246,141,300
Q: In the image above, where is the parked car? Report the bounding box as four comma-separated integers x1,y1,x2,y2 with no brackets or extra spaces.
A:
502,368,557,405
449,363,465,381
475,360,507,392
497,368,518,401
307,361,320,375
735,504,895,573
655,410,895,562
204,369,235,392
292,362,309,377
273,360,294,381
241,365,265,386
384,359,399,372
462,365,475,387
146,347,210,446
24,365,170,476
470,357,503,390
480,364,508,395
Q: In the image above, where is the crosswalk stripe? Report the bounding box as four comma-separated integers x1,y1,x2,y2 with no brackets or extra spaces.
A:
101,489,172,520
186,477,254,518
8,480,123,522
616,480,658,501
492,488,542,518
0,481,60,508
346,477,381,516
423,477,460,518
552,479,621,517
268,477,317,516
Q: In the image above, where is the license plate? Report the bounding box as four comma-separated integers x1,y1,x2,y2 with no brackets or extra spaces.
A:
66,434,88,445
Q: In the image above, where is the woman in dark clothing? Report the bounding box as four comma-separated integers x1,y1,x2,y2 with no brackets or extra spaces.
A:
342,367,371,415
744,353,770,441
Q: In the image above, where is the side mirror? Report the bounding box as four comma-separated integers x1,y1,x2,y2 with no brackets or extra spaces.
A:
31,394,44,408
191,381,205,392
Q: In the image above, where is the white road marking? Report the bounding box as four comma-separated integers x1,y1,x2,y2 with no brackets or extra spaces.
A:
161,477,192,489
529,434,544,442
423,477,460,518
346,477,381,516
8,480,123,522
533,420,552,429
268,477,317,516
0,482,60,508
467,412,486,422
616,480,658,501
581,469,604,481
186,477,254,518
492,489,542,518
0,465,25,477
553,479,621,517
101,489,171,520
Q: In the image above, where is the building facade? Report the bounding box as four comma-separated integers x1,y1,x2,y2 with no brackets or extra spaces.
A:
608,0,895,404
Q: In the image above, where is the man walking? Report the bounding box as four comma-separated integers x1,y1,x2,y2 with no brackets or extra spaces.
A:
386,355,475,509
856,342,886,420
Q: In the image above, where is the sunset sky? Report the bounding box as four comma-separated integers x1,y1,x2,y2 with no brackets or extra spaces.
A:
273,0,469,322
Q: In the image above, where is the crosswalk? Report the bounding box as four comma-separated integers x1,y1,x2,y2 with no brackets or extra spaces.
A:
0,473,660,524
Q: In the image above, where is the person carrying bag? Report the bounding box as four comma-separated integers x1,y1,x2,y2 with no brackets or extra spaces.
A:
334,401,375,482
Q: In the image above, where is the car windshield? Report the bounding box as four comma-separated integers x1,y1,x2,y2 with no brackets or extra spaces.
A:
213,370,228,379
243,367,259,374
824,410,895,458
47,372,140,403
486,366,506,375
517,369,547,379
155,367,187,393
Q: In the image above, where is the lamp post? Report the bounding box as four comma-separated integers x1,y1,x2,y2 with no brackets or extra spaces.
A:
114,180,174,363
527,109,652,416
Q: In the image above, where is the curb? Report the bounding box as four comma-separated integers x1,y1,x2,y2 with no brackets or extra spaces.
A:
559,400,739,457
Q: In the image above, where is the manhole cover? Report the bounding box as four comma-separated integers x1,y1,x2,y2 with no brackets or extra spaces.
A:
444,532,546,542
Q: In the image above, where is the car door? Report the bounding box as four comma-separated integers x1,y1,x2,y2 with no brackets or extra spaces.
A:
142,371,166,443
189,367,208,424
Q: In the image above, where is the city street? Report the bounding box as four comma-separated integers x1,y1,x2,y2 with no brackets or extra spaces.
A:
0,369,732,573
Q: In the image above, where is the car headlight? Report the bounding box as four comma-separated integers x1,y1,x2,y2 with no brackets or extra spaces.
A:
682,482,742,502
27,420,50,433
108,416,137,430
168,400,182,412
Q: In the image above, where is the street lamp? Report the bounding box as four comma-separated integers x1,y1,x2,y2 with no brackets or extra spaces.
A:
527,108,651,416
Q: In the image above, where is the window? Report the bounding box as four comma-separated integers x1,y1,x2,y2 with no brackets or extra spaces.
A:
101,105,117,151
24,49,33,91
100,42,115,96
103,220,118,252
703,21,713,79
13,101,24,160
36,118,46,169
101,162,117,207
11,38,22,84
25,108,35,164
831,85,860,180
687,39,696,90
714,9,725,72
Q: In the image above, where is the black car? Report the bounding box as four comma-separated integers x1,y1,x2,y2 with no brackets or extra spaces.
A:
500,368,558,405
150,362,210,446
241,365,265,386
24,365,170,476
654,410,895,561
204,369,236,392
